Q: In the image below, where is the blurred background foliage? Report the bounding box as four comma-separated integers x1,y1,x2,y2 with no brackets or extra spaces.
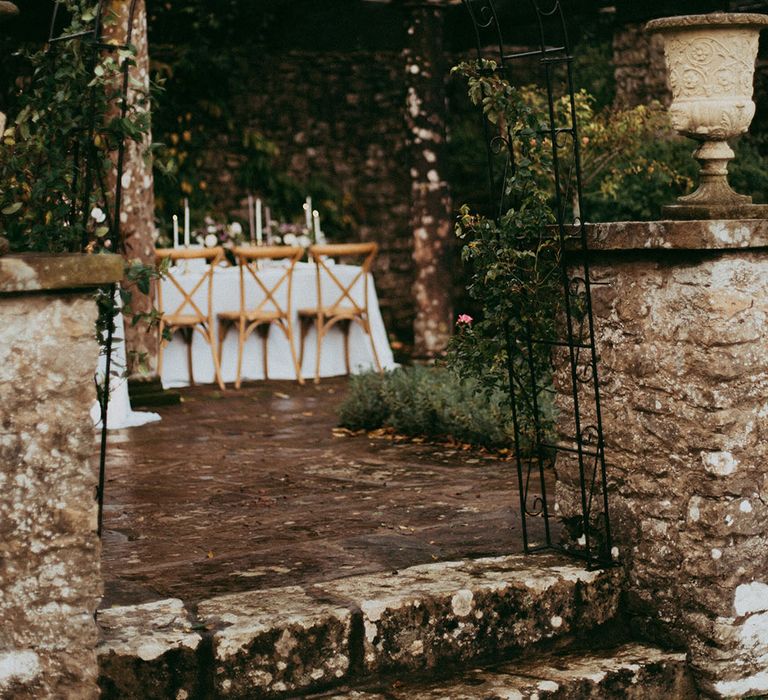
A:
147,0,357,242
446,34,768,225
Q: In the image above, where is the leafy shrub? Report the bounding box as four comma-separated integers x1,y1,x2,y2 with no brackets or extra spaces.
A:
338,366,517,449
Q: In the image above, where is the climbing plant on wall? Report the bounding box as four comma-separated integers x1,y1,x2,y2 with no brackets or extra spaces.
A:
148,0,357,240
0,0,149,254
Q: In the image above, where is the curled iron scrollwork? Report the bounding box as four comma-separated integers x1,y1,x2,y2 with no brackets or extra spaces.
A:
461,0,613,568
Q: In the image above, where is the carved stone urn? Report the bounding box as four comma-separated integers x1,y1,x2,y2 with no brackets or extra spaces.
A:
646,13,768,219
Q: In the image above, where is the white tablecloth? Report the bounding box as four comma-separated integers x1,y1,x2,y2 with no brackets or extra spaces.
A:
160,261,396,387
91,308,162,430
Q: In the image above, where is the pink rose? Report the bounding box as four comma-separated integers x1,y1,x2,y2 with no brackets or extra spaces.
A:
456,314,473,326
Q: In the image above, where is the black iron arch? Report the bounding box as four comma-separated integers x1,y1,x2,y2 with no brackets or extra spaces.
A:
461,0,613,568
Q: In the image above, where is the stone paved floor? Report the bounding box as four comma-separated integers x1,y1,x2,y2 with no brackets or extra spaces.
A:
99,378,552,608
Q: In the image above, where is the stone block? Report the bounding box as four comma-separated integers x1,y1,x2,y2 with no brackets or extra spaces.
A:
318,554,622,674
0,253,121,699
97,598,201,699
556,220,768,696
197,586,352,698
318,643,695,699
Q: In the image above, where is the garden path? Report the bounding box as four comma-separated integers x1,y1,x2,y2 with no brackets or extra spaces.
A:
98,378,551,608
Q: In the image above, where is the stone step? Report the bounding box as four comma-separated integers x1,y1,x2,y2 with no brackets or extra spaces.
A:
310,643,696,699
97,553,624,699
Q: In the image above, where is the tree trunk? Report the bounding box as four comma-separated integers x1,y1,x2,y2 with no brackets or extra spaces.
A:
403,1,454,359
104,0,158,379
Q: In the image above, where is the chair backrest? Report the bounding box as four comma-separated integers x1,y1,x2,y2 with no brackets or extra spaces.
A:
232,245,304,317
308,242,378,315
155,247,224,322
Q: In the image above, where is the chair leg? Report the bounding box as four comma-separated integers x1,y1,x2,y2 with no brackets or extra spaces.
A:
204,324,226,391
365,318,382,374
314,315,324,384
181,327,195,386
286,320,304,385
235,319,246,390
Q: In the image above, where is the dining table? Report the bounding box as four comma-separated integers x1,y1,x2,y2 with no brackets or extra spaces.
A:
159,258,396,388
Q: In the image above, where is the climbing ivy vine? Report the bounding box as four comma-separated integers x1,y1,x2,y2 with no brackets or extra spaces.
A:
0,0,163,355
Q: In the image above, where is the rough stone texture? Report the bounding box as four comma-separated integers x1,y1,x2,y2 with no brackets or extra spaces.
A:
613,23,670,109
0,255,121,698
101,553,622,698
404,4,454,357
104,0,160,378
198,586,353,698
100,378,547,607
97,598,201,699
314,643,696,699
320,554,622,675
579,218,768,250
207,49,415,344
556,219,768,698
0,252,124,293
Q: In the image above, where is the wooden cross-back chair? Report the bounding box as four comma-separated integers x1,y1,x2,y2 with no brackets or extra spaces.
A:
217,245,304,388
155,247,226,390
298,242,382,383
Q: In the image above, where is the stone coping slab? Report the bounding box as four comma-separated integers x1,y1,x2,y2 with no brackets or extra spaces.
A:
97,554,624,698
0,252,123,294
313,643,695,699
97,598,202,699
568,219,768,252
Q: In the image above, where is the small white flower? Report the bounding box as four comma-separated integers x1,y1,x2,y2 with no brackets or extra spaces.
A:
204,233,218,248
207,225,217,234
195,235,204,245
297,235,311,247
90,206,106,223
283,233,298,245
229,222,242,235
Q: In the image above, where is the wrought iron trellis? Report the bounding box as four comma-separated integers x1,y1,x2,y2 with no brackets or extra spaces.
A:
47,0,141,536
461,0,613,567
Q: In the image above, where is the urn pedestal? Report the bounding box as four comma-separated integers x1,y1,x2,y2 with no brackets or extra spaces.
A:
646,13,768,220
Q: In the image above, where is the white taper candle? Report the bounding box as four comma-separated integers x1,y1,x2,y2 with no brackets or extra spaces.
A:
183,198,190,247
248,194,255,244
256,198,263,246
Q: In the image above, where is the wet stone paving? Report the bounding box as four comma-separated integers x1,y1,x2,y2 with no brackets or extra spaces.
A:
99,378,548,608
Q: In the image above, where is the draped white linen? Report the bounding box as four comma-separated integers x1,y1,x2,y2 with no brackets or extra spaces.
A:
160,260,396,387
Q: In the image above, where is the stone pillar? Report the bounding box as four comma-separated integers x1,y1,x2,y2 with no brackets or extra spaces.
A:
403,1,453,359
104,0,159,379
0,253,123,698
555,219,768,698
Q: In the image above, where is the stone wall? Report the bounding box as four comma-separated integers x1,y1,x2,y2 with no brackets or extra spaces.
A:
555,220,768,698
0,254,122,698
202,49,416,342
613,23,670,108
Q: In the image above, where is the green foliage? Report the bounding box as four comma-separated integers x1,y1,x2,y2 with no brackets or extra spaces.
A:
338,366,516,449
0,1,163,373
148,3,357,241
445,59,561,445
0,1,149,253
